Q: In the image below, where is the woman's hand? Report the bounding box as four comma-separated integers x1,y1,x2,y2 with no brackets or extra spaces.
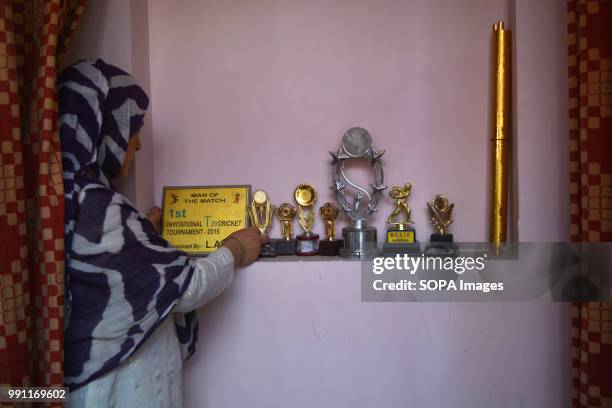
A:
222,227,269,267
147,207,162,232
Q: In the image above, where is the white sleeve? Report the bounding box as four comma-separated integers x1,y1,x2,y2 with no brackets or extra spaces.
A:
173,247,235,313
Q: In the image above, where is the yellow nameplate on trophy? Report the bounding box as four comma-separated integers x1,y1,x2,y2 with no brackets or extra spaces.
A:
161,185,250,255
387,230,415,243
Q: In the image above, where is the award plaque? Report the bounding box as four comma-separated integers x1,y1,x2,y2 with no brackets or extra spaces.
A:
294,184,319,256
161,185,250,256
425,194,458,256
247,190,277,257
319,202,342,256
382,183,421,256
275,203,297,255
331,127,385,259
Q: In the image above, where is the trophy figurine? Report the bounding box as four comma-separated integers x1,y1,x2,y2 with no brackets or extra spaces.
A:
331,127,385,259
275,203,297,255
247,190,277,257
425,194,458,256
294,184,320,255
382,183,421,256
319,202,342,256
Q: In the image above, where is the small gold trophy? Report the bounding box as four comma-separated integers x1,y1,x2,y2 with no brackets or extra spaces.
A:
248,190,277,257
383,183,420,256
425,194,458,256
319,202,342,256
275,203,297,255
294,184,319,255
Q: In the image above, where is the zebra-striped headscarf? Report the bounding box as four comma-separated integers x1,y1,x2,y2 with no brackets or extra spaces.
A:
59,59,199,391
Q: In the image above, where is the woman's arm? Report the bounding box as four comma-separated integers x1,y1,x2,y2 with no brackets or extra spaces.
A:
170,227,269,313
173,247,234,312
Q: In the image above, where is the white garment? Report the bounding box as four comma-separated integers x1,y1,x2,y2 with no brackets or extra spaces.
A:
68,247,234,408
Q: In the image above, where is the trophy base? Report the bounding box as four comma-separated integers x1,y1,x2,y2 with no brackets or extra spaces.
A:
296,233,319,256
260,241,278,257
276,239,296,256
339,225,378,260
383,226,420,256
431,233,453,242
424,234,458,256
382,242,421,256
319,239,342,256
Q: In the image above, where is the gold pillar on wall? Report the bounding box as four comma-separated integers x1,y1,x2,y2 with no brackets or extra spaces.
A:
489,21,511,246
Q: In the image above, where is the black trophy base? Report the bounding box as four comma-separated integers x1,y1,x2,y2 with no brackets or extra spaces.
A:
319,239,342,256
276,239,296,255
260,240,278,257
424,234,458,256
431,233,453,242
383,242,421,256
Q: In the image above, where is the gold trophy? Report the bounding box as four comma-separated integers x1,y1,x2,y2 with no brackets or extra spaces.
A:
319,202,342,256
383,183,420,256
294,184,319,255
247,190,277,257
425,194,458,256
275,203,297,255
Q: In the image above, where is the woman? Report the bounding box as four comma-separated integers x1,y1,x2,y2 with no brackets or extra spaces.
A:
58,59,266,407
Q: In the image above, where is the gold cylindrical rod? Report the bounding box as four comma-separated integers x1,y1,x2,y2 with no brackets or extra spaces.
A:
489,20,511,245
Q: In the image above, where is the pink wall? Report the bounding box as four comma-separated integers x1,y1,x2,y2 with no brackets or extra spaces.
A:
513,0,569,241
148,0,509,242
147,0,570,407
182,263,569,407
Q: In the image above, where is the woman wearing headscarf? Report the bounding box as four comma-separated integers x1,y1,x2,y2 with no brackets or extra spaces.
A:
58,59,266,407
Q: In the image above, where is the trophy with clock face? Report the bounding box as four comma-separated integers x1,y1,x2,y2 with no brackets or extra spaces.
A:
331,127,386,259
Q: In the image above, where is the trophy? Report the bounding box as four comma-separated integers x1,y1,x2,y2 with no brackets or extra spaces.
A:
425,194,458,256
331,127,386,259
319,202,342,256
382,183,421,256
275,203,297,255
294,184,319,255
247,190,277,257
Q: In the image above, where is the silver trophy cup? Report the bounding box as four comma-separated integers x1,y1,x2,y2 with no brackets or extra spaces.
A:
331,127,386,259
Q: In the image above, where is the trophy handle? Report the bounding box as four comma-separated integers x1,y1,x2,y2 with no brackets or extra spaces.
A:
331,142,385,222
298,204,314,233
265,202,275,234
247,206,256,228
248,201,274,234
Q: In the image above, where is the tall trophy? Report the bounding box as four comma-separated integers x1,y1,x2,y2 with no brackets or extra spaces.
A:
247,190,277,257
319,202,342,256
382,183,421,256
425,194,458,256
294,184,319,255
331,127,386,259
275,203,297,255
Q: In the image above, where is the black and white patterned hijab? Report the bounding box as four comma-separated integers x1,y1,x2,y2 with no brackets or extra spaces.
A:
59,59,199,391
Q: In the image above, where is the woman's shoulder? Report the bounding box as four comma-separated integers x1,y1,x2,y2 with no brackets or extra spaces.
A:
74,183,143,231
71,182,155,252
77,183,136,213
